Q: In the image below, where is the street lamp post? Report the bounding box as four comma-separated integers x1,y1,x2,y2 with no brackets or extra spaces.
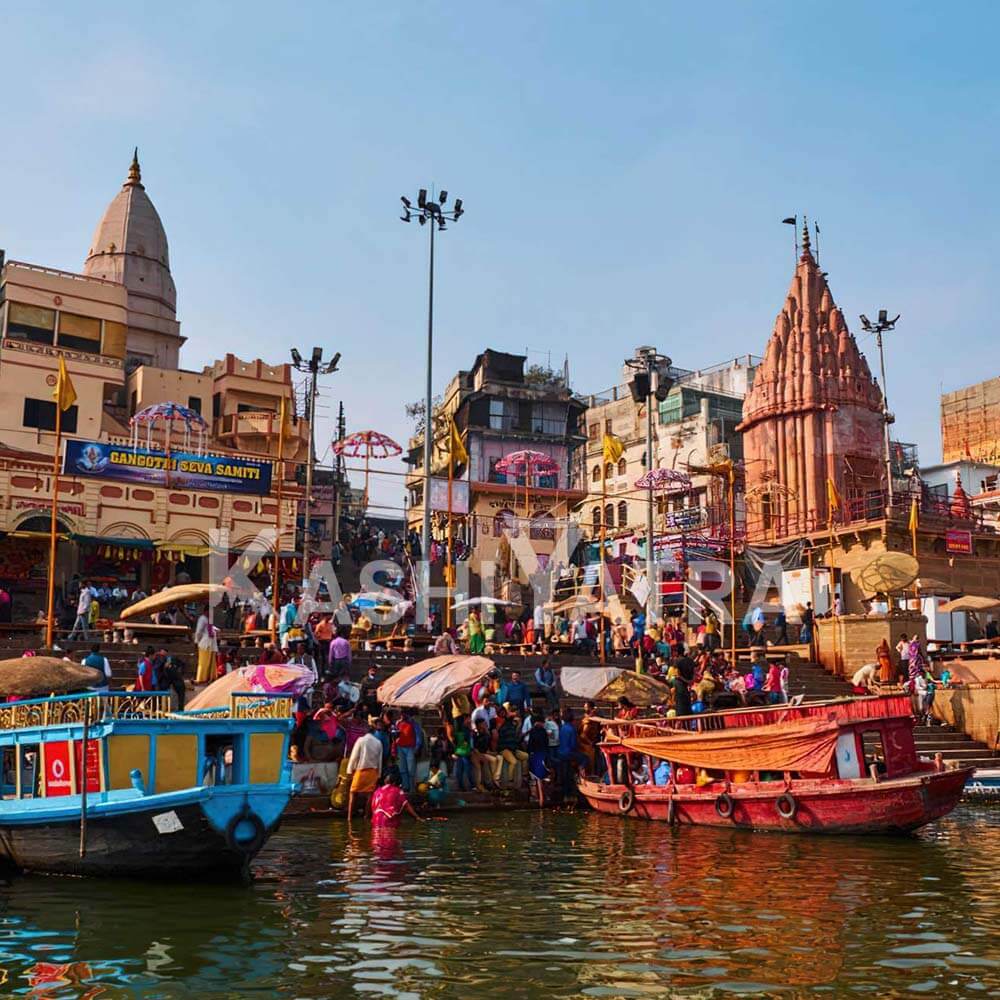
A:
291,346,340,582
859,310,899,509
626,346,673,622
400,188,464,617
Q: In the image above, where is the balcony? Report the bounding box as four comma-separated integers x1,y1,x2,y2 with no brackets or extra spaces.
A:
214,411,309,446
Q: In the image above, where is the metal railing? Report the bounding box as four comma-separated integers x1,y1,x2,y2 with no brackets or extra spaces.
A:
0,691,170,731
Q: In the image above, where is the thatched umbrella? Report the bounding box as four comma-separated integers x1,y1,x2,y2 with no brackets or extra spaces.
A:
0,657,105,698
120,583,231,621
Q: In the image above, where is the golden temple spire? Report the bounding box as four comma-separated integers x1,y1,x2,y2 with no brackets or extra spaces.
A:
126,147,142,187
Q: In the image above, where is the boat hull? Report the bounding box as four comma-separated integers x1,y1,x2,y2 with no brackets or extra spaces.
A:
578,767,973,835
0,800,278,880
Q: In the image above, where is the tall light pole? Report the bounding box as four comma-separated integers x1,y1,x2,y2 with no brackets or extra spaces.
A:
400,188,464,614
291,346,340,582
859,311,899,508
626,346,673,622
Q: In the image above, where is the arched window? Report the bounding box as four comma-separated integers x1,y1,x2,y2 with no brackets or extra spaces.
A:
591,465,601,482
604,463,614,481
617,457,627,477
493,508,518,538
530,511,556,540
604,503,615,528
592,506,602,531
617,500,628,527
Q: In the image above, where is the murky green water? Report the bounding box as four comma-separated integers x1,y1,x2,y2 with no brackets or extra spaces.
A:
1,806,998,997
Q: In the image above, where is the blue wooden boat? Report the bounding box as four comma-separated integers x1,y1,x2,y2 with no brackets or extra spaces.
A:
0,690,295,880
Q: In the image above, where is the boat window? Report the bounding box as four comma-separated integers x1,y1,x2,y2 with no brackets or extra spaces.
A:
1,747,14,798
203,735,237,786
861,730,887,777
4,745,41,798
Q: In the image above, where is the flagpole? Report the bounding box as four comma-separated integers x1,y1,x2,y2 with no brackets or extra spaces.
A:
44,401,63,650
728,462,736,668
271,399,287,645
827,478,840,677
446,429,454,631
599,457,607,664
910,498,919,610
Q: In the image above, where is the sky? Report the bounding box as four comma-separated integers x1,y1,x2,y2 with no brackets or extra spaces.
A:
3,2,997,514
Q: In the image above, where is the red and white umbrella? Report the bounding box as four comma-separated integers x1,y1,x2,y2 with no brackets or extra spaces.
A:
332,430,402,507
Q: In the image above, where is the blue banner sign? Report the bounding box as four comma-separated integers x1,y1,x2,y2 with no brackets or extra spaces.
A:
63,440,272,496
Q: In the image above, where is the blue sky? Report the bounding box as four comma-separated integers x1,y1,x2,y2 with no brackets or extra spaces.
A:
3,3,996,513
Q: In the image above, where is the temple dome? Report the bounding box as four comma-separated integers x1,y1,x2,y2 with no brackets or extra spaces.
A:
82,150,177,316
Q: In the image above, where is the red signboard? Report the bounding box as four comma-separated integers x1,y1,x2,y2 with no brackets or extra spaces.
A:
43,742,73,796
75,739,102,793
43,740,101,796
945,529,973,555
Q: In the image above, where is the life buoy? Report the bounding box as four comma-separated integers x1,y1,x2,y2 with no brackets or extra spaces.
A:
225,808,267,855
715,793,734,819
618,788,635,813
776,792,798,820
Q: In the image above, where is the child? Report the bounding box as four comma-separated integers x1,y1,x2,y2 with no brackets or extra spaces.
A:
427,760,450,806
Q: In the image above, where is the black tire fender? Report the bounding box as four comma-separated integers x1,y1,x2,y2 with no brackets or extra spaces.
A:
715,792,734,819
225,808,267,855
618,788,635,814
776,792,798,820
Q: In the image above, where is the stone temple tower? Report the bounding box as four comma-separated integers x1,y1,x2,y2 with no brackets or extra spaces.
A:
738,221,886,542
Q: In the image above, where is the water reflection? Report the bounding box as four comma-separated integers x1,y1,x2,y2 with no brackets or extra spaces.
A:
0,807,997,996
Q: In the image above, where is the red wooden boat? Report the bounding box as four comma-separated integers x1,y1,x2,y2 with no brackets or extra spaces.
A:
578,695,972,835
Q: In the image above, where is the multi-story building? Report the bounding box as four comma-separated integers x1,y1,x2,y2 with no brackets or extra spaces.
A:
405,349,586,594
573,355,758,568
941,376,1000,465
0,154,317,606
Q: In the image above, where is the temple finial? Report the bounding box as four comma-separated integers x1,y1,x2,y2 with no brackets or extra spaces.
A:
127,148,142,186
801,214,811,254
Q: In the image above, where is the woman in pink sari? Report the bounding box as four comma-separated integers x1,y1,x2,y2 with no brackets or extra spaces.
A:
369,773,425,827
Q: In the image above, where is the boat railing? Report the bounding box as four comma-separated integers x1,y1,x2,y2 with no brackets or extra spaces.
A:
0,690,171,731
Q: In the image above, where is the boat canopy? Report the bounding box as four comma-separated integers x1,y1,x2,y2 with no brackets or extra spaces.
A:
621,718,841,774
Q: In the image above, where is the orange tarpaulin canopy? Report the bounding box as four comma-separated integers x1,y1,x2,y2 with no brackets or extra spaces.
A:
621,718,840,774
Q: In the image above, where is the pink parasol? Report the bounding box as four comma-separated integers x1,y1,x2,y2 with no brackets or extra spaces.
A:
332,430,402,508
494,449,560,479
635,467,692,492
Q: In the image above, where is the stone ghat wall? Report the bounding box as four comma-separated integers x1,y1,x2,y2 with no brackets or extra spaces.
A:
933,685,1000,750
815,613,926,678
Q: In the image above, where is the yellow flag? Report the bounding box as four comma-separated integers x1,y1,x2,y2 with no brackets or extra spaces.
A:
449,417,468,468
826,477,841,513
53,355,77,412
908,497,919,534
603,433,624,465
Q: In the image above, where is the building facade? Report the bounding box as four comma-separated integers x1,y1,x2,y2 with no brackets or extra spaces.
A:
573,355,758,568
0,155,311,607
405,349,586,595
941,376,1000,465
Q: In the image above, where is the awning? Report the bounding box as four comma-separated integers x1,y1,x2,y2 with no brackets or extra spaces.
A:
72,533,155,550
622,718,840,774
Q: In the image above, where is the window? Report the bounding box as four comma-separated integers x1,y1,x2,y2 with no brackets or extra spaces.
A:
187,396,202,415
493,508,518,537
488,458,507,484
7,303,55,345
861,730,886,777
591,464,601,483
604,418,613,435
588,423,599,441
617,458,627,477
488,398,515,431
604,463,613,480
604,503,615,528
658,391,683,425
531,403,565,436
23,398,78,433
617,501,628,527
57,312,101,353
537,474,557,489
592,506,601,531
212,393,222,420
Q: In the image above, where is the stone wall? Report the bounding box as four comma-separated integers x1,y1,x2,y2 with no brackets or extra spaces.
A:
815,612,926,678
932,685,1000,749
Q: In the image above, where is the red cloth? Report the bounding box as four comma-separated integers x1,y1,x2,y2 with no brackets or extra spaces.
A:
371,784,409,827
395,719,416,748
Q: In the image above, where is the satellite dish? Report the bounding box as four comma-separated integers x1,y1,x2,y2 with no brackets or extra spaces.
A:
856,552,919,598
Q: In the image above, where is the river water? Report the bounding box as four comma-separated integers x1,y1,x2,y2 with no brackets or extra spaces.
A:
1,806,999,998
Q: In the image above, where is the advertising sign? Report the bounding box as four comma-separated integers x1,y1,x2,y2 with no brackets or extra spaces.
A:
63,440,272,496
945,529,973,555
43,741,73,796
428,477,470,514
75,739,102,793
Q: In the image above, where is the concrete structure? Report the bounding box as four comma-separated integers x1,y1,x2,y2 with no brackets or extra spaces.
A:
573,355,758,567
941,376,1000,465
738,222,886,542
405,350,586,599
0,154,315,607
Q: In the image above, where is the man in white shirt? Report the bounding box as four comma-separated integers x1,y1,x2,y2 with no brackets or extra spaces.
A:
346,725,384,818
68,580,94,641
470,693,496,731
